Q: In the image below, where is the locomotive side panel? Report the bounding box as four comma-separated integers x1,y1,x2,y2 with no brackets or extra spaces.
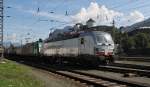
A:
42,35,96,57
42,38,79,57
62,38,79,56
79,36,95,55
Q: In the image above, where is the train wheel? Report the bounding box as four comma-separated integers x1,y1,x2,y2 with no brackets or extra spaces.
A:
110,56,115,64
105,60,110,65
104,56,114,65
103,59,111,65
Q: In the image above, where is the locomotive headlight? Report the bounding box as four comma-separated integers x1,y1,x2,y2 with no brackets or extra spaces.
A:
97,43,106,46
102,43,106,46
97,43,102,46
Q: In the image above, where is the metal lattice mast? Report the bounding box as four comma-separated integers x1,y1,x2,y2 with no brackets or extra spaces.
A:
0,0,3,58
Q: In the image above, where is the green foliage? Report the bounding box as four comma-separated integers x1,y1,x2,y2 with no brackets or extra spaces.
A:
122,36,135,50
111,27,116,39
120,32,150,50
114,31,121,44
127,37,135,49
38,38,43,42
122,33,150,49
117,31,150,55
112,28,121,44
134,33,150,49
121,33,130,51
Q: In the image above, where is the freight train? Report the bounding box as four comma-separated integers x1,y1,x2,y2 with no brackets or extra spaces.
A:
6,26,115,65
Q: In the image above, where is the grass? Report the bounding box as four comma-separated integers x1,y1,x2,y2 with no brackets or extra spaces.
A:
0,59,44,87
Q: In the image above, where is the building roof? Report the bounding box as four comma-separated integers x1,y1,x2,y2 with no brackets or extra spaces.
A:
87,18,95,23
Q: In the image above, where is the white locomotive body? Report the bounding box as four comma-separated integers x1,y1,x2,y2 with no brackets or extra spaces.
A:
41,31,115,64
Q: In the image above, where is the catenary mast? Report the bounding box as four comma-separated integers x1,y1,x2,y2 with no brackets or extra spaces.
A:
0,0,3,58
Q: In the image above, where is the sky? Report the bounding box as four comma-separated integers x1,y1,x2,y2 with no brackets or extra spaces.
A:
4,0,150,44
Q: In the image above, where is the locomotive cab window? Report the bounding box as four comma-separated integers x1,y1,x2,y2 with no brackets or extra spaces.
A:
96,34,113,44
80,38,84,44
96,35,105,43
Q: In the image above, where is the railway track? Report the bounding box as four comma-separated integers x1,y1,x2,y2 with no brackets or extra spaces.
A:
118,57,150,62
98,65,150,77
16,60,150,87
69,70,150,87
111,63,150,70
56,70,127,87
5,55,150,87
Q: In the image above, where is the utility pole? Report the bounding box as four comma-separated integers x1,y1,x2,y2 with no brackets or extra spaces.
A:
112,19,115,41
0,0,4,59
119,27,123,57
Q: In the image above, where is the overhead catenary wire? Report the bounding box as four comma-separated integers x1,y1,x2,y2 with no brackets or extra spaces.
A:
103,0,150,25
29,0,150,27
18,0,150,41
111,0,142,9
120,2,150,11
33,0,148,15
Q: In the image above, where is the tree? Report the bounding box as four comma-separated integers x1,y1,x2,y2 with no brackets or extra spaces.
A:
126,37,135,49
39,38,43,42
121,32,129,52
134,33,149,49
114,29,121,44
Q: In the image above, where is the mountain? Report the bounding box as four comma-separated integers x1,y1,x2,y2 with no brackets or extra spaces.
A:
123,18,150,32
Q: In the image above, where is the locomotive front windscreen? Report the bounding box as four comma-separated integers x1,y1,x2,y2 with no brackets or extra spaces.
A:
96,34,114,44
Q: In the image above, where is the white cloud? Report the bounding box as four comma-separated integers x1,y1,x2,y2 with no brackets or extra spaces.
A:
71,2,145,27
129,10,144,22
71,2,123,25
15,2,145,27
119,10,145,26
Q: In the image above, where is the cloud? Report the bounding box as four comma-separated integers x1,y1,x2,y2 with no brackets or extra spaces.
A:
130,11,144,22
71,2,123,25
15,2,145,27
71,2,145,26
127,10,144,23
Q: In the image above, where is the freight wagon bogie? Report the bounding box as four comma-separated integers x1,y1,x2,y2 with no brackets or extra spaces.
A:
43,54,114,66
